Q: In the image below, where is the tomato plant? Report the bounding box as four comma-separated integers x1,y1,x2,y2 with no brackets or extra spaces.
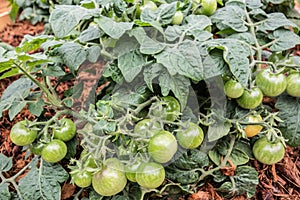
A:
255,68,287,97
1,0,300,199
176,122,204,149
252,137,285,165
148,130,178,163
41,139,67,163
53,118,76,142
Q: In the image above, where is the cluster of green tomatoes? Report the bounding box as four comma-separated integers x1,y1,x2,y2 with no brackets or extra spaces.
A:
69,96,205,196
10,118,76,163
224,69,300,110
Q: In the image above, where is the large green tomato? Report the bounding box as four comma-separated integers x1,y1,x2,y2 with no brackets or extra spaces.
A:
224,79,244,99
236,87,263,109
286,72,300,97
134,119,161,138
53,118,76,142
255,68,287,97
41,139,67,163
252,137,285,165
135,162,165,189
92,158,127,196
10,121,37,146
148,130,178,163
176,122,204,149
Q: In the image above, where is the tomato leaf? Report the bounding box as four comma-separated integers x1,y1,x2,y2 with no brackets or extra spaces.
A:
275,94,300,147
257,12,298,32
211,4,247,32
158,70,190,109
0,78,35,119
49,5,96,38
118,50,147,82
0,154,13,172
141,3,176,26
96,16,134,39
269,29,300,51
79,25,103,43
216,166,258,198
204,39,251,87
0,183,11,200
57,42,87,72
18,159,69,200
143,63,163,92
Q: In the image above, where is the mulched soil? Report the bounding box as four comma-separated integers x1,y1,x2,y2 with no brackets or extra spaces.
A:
0,19,300,200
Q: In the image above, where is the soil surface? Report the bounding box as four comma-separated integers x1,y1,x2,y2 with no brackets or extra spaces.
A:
0,18,300,200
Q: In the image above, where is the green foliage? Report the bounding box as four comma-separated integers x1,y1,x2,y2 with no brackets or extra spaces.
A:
1,0,300,199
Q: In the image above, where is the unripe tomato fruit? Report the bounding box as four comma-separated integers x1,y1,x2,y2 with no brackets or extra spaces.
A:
125,159,142,182
255,68,287,97
134,119,161,138
172,11,184,25
53,118,76,142
224,79,244,98
136,1,157,18
195,0,217,16
135,162,165,189
153,96,181,122
286,72,300,97
176,122,204,149
236,87,263,109
72,170,92,188
244,115,263,138
29,142,46,156
10,121,37,146
41,139,67,163
148,130,178,163
92,158,127,196
252,137,285,165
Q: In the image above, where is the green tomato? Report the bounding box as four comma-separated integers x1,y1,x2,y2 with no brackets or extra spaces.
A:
148,130,178,163
136,1,157,18
286,72,300,97
53,118,76,142
125,159,142,182
172,11,184,25
29,142,46,156
92,158,127,196
153,96,181,122
10,121,37,146
255,68,287,97
134,119,161,138
224,79,244,99
195,0,217,16
72,170,92,188
176,122,204,149
41,139,67,163
236,87,263,109
252,137,285,165
135,162,165,189
80,149,98,168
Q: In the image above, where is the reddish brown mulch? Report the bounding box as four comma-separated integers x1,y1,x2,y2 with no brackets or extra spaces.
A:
0,19,300,200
